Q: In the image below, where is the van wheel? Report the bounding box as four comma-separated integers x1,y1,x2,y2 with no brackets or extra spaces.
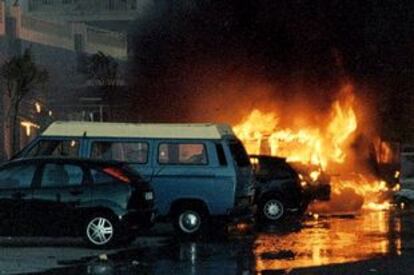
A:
84,214,119,248
258,196,286,223
173,207,207,236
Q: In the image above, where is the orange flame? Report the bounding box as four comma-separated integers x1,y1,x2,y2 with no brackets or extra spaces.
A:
234,84,357,169
233,83,392,212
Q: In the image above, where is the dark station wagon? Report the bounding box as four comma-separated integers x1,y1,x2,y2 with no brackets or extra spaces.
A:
0,157,155,248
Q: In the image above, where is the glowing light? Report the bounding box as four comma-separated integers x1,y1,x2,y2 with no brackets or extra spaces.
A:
394,170,400,179
35,102,41,113
20,121,40,136
310,170,321,182
363,201,392,211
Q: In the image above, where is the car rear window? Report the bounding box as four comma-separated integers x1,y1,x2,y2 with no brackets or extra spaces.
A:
41,164,84,187
254,158,298,179
91,169,116,184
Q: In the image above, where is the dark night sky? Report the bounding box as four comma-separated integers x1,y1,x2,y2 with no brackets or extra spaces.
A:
127,0,414,140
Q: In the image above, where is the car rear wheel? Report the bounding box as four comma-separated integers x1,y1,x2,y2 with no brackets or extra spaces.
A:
259,197,286,223
85,215,118,248
174,208,206,236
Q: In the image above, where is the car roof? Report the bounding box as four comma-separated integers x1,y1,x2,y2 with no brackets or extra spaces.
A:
42,121,236,140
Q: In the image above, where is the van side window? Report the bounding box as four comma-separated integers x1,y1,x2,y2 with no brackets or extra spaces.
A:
158,143,208,165
27,140,80,157
215,143,227,166
91,142,148,164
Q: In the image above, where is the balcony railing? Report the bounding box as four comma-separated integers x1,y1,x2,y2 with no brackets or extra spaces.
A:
28,0,138,13
21,15,71,39
86,26,127,49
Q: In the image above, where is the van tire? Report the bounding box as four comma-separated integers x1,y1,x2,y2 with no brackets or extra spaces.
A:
173,205,208,236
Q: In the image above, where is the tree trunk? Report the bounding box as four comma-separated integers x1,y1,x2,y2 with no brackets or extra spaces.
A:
11,100,20,156
1,93,10,160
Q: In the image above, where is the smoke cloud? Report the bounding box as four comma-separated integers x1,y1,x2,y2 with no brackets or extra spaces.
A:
128,0,414,137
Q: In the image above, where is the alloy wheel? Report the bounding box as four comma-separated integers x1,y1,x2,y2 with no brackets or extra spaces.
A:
86,217,114,246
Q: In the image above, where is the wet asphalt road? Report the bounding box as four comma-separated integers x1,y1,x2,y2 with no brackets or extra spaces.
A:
1,209,414,275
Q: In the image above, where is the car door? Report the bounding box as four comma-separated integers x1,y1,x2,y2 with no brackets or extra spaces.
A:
31,161,90,236
0,163,37,235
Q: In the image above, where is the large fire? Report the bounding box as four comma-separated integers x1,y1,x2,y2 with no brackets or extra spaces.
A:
233,83,393,212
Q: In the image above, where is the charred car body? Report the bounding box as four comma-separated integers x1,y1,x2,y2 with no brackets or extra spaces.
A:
289,162,331,202
250,155,331,223
250,155,305,222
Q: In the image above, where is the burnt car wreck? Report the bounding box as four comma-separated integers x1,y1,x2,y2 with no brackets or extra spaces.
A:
250,155,331,223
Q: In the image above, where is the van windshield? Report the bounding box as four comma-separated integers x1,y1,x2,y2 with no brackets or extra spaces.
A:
229,140,251,167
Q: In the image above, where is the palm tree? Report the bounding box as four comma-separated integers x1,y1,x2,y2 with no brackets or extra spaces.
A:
0,48,48,156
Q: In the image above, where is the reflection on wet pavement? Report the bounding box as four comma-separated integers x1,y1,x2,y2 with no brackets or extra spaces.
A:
42,210,414,274
254,211,402,272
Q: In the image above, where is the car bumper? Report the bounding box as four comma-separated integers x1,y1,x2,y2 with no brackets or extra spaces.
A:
303,184,331,201
226,203,257,223
120,208,156,231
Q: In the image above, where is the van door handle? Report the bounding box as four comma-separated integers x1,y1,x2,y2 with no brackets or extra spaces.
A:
70,189,83,196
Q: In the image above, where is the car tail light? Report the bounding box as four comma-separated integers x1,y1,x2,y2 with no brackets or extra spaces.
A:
103,167,131,184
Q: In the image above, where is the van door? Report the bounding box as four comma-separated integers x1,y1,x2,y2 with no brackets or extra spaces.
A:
152,140,227,216
85,139,154,182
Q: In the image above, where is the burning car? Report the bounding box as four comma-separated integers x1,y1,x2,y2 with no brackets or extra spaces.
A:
235,85,395,213
250,155,307,223
289,162,331,202
250,155,332,223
